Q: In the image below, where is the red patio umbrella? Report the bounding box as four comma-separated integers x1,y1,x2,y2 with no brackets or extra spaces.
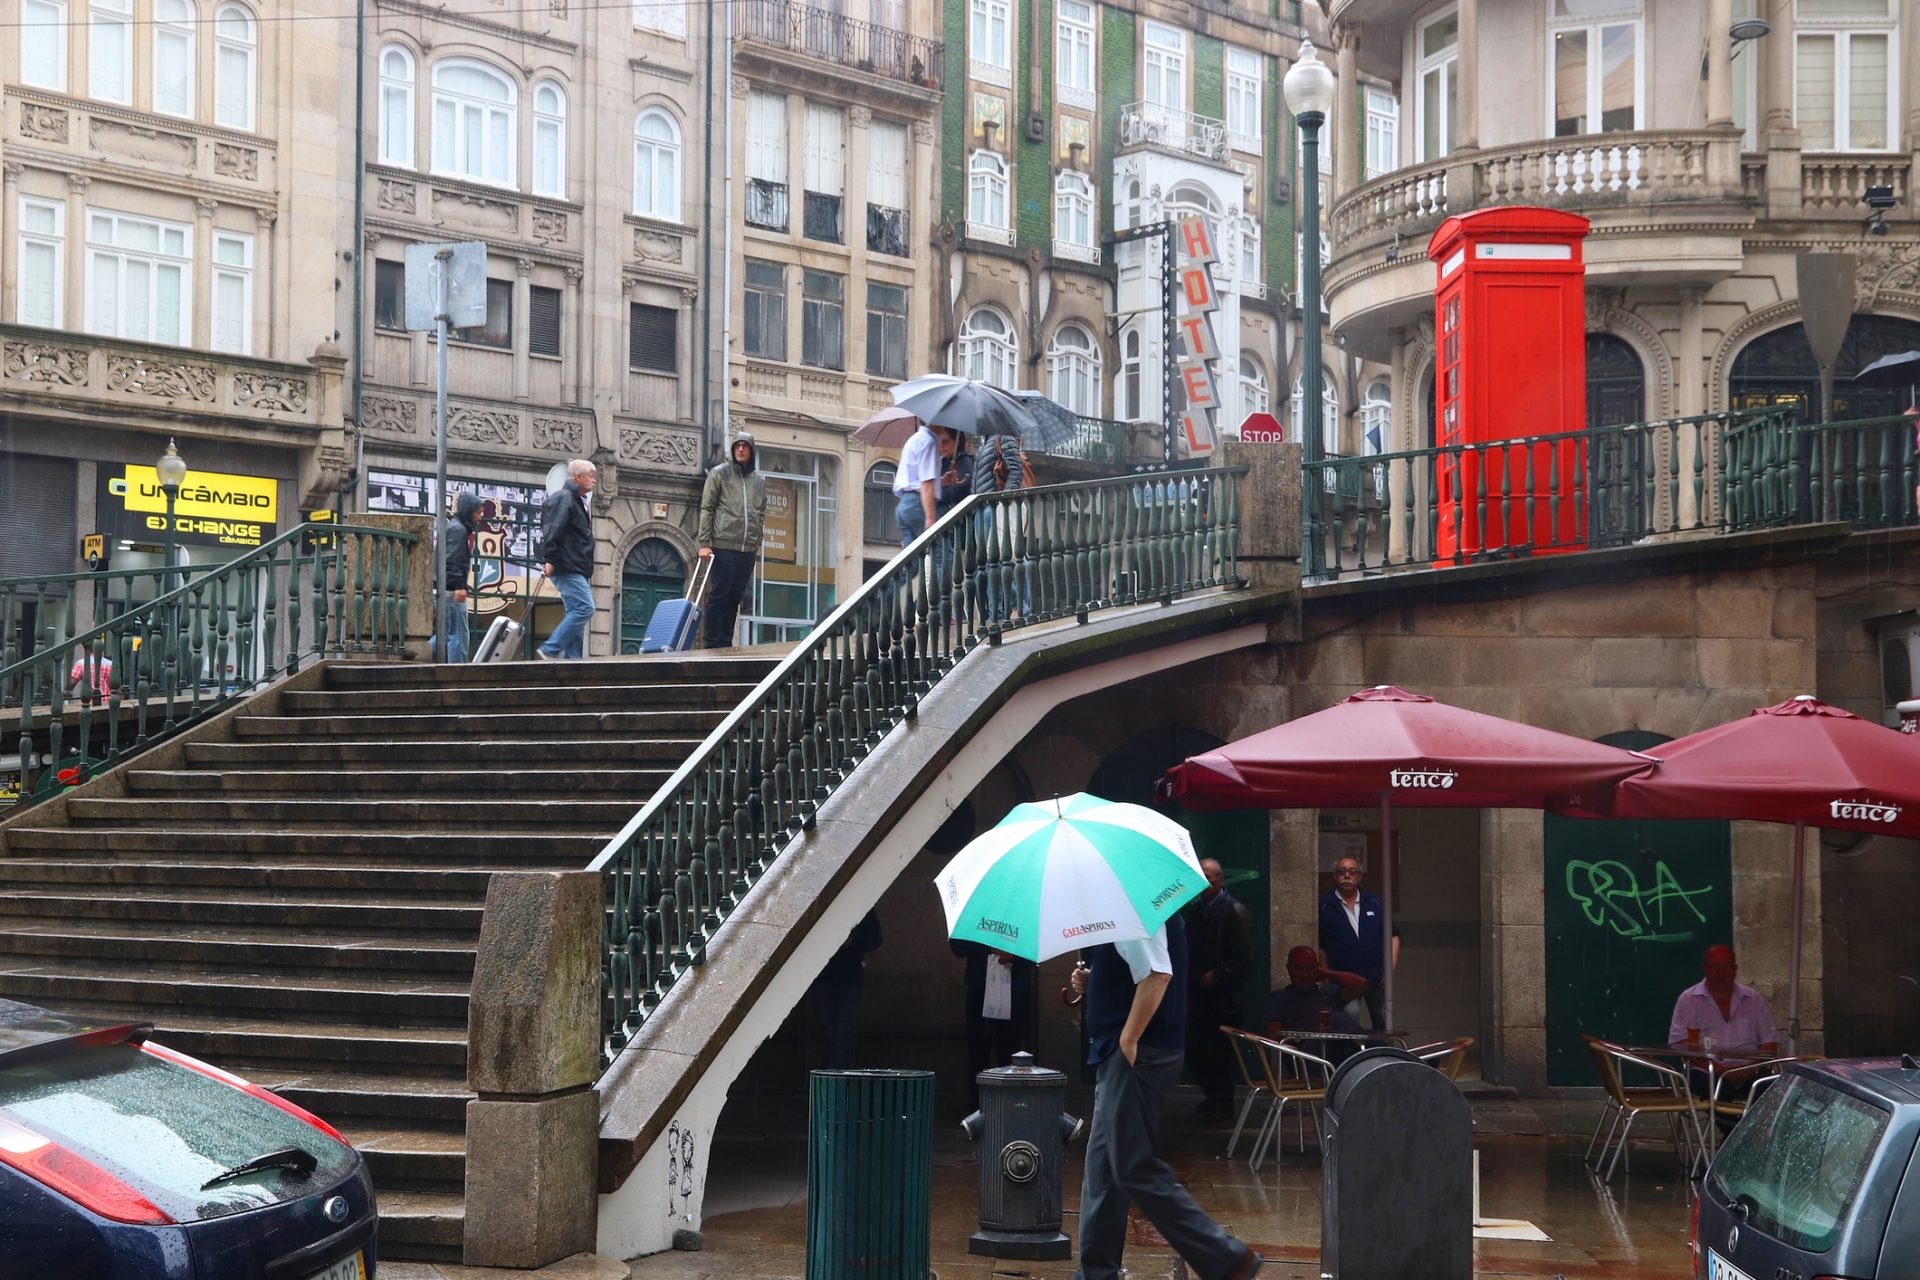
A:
1573,694,1920,1050
1160,686,1655,1025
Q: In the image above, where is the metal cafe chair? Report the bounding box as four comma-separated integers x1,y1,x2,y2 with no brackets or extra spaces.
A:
1221,1026,1276,1160
1408,1035,1476,1081
1590,1039,1706,1181
1245,1033,1335,1170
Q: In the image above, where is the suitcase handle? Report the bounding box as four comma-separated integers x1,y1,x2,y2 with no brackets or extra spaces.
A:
686,555,714,603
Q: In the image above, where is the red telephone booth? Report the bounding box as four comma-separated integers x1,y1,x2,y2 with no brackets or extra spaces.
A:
1427,208,1590,562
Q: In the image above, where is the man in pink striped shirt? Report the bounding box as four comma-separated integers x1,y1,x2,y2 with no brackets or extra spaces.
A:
1668,944,1778,1056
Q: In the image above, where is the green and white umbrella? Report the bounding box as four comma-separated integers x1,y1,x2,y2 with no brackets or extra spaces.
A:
935,792,1206,963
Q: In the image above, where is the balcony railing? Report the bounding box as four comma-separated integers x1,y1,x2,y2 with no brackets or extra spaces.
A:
804,191,843,243
1117,102,1230,163
1046,417,1130,466
737,0,944,90
746,179,789,232
866,203,908,256
1298,408,1920,582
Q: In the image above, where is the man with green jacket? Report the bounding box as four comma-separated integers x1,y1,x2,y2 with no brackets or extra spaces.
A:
696,433,769,648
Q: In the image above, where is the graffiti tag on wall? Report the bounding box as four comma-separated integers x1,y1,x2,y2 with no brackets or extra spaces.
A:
1564,858,1713,942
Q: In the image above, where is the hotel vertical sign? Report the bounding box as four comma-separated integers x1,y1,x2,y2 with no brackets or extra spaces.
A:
1174,214,1221,459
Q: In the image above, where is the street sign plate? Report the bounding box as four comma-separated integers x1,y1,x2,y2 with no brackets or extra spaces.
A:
404,241,488,331
1238,411,1285,443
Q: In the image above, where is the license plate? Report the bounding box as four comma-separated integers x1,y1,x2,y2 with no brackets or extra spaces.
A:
1706,1248,1756,1280
305,1251,365,1280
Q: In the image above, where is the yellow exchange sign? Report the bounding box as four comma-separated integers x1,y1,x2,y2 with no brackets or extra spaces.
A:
106,465,280,547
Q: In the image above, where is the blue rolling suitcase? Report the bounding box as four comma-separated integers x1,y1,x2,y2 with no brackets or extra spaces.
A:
641,558,711,653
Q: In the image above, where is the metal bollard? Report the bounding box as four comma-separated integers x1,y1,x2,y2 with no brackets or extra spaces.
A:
960,1051,1082,1260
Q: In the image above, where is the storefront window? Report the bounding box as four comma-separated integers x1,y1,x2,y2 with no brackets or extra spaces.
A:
744,447,838,644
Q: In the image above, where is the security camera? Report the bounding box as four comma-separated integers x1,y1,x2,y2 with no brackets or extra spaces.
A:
1866,185,1897,210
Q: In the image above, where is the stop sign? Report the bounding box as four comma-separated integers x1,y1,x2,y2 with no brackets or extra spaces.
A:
1238,411,1284,443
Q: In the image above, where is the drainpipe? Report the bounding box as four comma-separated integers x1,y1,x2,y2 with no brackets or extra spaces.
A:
720,0,734,445
347,0,366,512
700,0,718,457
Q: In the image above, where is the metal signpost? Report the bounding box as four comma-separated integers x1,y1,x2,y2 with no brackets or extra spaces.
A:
404,241,488,662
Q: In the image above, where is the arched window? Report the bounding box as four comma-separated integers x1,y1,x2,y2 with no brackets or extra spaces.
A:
432,59,517,187
1585,333,1645,427
864,462,901,544
634,109,681,219
1361,378,1390,454
1292,376,1338,456
214,4,256,130
533,80,566,198
959,306,1017,389
1119,328,1143,420
379,45,416,167
152,0,195,119
967,151,1010,240
1053,171,1095,258
1047,324,1101,416
1239,355,1270,419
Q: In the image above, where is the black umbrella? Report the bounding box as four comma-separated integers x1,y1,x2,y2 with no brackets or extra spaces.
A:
889,375,1072,448
1852,350,1920,403
1005,389,1080,450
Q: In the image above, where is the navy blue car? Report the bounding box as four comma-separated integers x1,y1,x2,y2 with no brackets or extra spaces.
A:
0,999,376,1279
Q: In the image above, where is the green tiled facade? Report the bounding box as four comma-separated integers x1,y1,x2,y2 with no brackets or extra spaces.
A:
1192,35,1224,123
940,0,967,226
1014,0,1056,249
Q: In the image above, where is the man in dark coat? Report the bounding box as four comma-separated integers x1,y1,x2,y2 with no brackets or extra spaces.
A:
1317,854,1400,1030
1185,858,1254,1118
536,459,597,660
437,491,483,663
696,433,769,649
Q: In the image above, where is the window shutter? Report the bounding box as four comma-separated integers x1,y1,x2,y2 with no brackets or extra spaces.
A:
804,104,846,195
22,0,62,88
630,303,677,372
1849,34,1889,150
1795,35,1836,149
747,93,788,183
868,121,908,209
214,271,246,354
530,285,562,356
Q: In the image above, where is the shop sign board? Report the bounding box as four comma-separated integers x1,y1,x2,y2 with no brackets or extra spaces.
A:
99,465,279,548
1174,214,1221,460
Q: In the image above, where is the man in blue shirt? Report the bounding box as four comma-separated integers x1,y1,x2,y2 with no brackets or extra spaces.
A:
1316,855,1400,1030
1070,915,1262,1280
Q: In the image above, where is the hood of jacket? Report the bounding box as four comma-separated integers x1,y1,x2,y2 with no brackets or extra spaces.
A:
730,432,757,474
454,491,484,526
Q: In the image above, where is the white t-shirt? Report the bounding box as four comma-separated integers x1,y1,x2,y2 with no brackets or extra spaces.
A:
1114,927,1173,984
894,427,944,497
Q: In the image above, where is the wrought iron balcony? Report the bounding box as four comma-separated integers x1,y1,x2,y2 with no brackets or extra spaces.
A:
803,192,843,244
1046,416,1130,466
866,204,909,257
1117,102,1229,163
746,179,789,232
737,0,945,90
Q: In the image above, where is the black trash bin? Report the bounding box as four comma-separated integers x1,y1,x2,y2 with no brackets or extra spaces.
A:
807,1068,934,1280
1320,1047,1472,1280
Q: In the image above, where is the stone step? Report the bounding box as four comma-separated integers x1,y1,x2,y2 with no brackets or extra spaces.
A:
322,656,777,689
2,827,603,861
0,922,476,978
184,737,700,767
346,1124,469,1190
250,1069,474,1128
231,710,725,738
371,1190,465,1262
142,1012,469,1076
0,962,471,1025
280,682,757,712
64,797,642,829
0,888,484,933
0,858,501,898
126,768,669,797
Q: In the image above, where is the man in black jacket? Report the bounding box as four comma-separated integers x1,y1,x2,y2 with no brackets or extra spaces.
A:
1185,858,1254,1118
438,491,484,662
536,459,597,660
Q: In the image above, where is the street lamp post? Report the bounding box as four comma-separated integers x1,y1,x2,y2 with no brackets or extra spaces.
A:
1284,41,1336,572
156,438,187,730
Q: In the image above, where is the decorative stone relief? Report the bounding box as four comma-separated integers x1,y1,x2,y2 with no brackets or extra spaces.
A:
3,341,88,386
432,188,519,232
635,228,683,262
619,427,700,473
1058,117,1091,160
1855,242,1920,310
105,355,216,403
744,368,785,397
377,179,416,214
532,416,584,454
448,406,520,445
972,94,1006,136
361,395,418,434
213,143,259,181
20,103,69,143
799,375,839,404
1584,287,1626,332
532,208,566,243
850,105,873,127
232,372,311,414
89,118,195,167
912,120,934,144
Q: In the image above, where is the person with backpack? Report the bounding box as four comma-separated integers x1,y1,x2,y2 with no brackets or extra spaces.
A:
438,490,484,662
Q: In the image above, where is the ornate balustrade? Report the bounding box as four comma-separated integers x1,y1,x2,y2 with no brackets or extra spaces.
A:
1117,102,1230,164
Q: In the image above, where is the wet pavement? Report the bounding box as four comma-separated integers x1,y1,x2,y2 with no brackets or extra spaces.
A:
627,1097,1698,1280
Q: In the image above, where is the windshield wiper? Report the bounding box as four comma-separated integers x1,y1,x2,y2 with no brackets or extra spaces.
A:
201,1146,318,1190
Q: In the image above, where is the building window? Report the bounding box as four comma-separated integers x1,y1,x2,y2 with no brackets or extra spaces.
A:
1144,21,1186,111
971,0,1011,74
379,46,416,167
18,199,64,329
801,270,844,370
21,0,66,92
152,0,195,119
1118,328,1142,419
452,278,513,348
1361,378,1390,455
803,104,846,243
635,0,688,39
967,151,1010,242
745,92,789,231
866,282,908,380
373,259,405,330
959,306,1017,389
630,303,677,372
90,0,132,104
744,260,787,361
865,462,902,544
1417,10,1458,162
211,231,252,355
432,59,517,188
86,210,190,346
1226,47,1262,149
1240,356,1270,420
533,80,566,198
214,4,257,130
1795,0,1896,152
1365,87,1399,180
1047,324,1100,416
530,284,562,357
867,119,910,256
634,108,681,219
1237,220,1264,298
1056,0,1095,105
1054,170,1095,260
1291,376,1339,456
1548,0,1641,137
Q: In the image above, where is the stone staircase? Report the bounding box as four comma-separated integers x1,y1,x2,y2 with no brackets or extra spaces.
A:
0,655,775,1261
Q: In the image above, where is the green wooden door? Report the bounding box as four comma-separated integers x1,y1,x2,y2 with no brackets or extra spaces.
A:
618,538,688,654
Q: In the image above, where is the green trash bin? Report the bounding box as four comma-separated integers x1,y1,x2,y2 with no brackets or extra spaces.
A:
807,1068,934,1280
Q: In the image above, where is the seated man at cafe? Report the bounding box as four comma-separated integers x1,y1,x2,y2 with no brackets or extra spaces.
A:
1265,946,1367,1061
1669,944,1780,1122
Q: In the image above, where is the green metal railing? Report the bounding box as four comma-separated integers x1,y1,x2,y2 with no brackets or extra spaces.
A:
1295,408,1864,580
588,468,1246,1062
2,523,417,806
1052,417,1132,466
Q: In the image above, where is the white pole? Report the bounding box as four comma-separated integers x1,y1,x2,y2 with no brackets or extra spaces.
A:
1380,793,1395,1032
432,248,451,665
1787,820,1805,1053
